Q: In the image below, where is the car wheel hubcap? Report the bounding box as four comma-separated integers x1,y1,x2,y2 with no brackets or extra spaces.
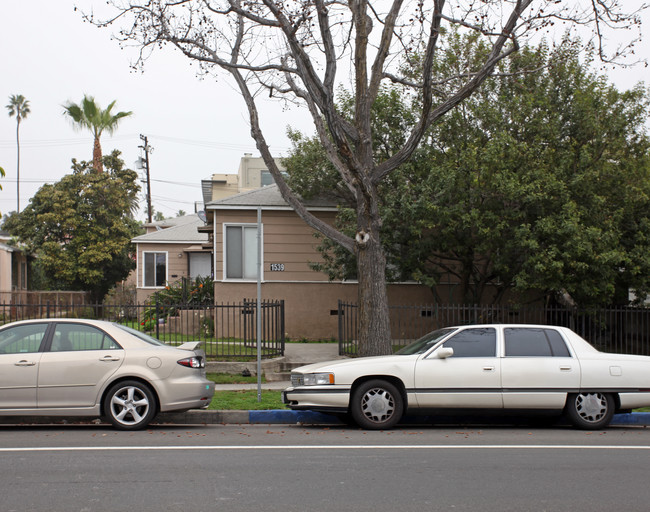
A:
110,386,150,426
575,393,607,423
361,387,395,423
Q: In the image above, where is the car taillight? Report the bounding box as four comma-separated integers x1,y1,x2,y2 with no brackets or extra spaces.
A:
177,356,204,369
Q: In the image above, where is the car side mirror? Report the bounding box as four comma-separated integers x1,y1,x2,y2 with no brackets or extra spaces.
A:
435,347,454,359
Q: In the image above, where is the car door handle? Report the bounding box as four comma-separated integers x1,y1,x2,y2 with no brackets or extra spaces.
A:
560,366,573,371
15,360,36,366
483,366,496,372
99,355,121,362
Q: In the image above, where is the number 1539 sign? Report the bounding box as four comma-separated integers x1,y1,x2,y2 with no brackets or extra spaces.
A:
270,263,285,272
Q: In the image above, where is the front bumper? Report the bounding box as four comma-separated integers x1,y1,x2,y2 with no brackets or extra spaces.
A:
282,385,351,413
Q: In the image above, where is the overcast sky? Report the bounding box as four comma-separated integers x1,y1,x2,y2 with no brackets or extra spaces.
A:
1,1,649,221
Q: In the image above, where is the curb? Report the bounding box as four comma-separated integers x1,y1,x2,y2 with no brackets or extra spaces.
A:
2,411,648,428
156,410,650,427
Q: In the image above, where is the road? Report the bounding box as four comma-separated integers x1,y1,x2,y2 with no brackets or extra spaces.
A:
2,423,650,512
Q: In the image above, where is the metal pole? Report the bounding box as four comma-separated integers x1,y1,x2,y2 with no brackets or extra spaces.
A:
139,134,153,224
256,206,262,402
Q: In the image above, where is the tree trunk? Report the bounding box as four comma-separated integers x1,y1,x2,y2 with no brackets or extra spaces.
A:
355,224,392,357
93,137,103,172
15,119,20,212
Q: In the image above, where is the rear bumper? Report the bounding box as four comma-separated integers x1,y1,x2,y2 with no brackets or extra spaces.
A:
159,379,215,412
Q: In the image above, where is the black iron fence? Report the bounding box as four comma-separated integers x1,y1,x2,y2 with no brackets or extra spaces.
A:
338,301,650,356
0,299,285,360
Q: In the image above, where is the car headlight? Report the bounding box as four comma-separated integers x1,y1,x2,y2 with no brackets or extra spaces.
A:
292,372,335,386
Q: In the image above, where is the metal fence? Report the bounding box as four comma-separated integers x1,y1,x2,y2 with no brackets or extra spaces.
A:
338,301,650,356
0,299,285,360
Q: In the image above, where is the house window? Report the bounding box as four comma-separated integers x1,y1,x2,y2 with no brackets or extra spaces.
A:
260,170,274,187
143,252,167,287
225,225,260,280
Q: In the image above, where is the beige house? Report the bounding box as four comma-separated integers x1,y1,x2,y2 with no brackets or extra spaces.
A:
131,215,212,303
201,154,286,204
204,185,434,340
0,231,30,302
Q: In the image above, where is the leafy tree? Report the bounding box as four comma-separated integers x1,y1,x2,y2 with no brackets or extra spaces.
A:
287,39,650,308
89,0,643,355
6,94,30,212
2,151,142,301
62,95,132,172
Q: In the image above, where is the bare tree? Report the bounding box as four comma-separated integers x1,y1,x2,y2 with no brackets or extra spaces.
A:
88,0,645,355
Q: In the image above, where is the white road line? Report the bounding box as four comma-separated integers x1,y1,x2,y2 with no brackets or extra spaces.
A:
1,444,650,452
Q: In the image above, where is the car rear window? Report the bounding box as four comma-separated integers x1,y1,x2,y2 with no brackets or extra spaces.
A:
115,323,168,346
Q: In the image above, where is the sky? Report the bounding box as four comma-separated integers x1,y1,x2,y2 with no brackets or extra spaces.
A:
1,1,649,221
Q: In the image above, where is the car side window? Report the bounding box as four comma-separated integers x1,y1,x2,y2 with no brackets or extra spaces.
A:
441,328,496,357
0,323,48,354
51,324,121,352
504,328,571,357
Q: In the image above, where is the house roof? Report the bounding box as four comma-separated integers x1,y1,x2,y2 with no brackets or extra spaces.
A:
132,214,208,244
205,184,338,211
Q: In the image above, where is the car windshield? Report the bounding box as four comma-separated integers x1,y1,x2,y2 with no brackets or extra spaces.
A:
114,323,168,347
395,327,457,355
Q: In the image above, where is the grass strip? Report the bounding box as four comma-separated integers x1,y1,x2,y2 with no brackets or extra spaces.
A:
208,390,286,410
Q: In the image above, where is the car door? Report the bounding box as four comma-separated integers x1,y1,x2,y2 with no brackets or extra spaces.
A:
37,323,125,408
0,322,49,409
413,327,503,408
501,327,580,409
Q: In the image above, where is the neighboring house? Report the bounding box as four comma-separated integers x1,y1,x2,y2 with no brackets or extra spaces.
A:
201,154,286,204
132,154,284,302
203,185,434,340
0,230,31,301
131,215,211,303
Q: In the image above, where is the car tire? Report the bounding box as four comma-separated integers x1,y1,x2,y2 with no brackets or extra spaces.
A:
350,379,404,430
565,392,615,430
104,380,157,431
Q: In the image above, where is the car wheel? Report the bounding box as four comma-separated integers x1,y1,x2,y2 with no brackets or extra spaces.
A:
566,392,615,430
104,380,157,430
350,379,404,430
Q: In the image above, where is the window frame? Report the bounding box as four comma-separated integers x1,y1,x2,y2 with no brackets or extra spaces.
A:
503,327,573,358
49,323,121,352
223,223,263,282
436,327,497,358
142,251,168,288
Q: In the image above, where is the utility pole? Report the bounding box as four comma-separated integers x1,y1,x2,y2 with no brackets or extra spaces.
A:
139,134,153,223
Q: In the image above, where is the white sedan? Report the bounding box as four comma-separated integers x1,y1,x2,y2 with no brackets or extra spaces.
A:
0,318,215,430
283,324,650,429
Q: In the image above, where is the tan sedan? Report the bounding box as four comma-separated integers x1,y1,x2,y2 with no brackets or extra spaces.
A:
0,318,215,430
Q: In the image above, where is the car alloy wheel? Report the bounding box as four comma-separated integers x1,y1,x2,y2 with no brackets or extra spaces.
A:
104,380,157,430
351,379,404,430
566,392,615,430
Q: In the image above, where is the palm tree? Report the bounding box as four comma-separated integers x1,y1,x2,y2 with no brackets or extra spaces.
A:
62,95,132,172
6,94,30,212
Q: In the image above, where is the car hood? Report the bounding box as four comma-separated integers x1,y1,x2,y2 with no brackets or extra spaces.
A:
292,354,413,374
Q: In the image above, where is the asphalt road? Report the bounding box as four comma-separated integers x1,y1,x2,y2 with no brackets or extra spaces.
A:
2,424,650,512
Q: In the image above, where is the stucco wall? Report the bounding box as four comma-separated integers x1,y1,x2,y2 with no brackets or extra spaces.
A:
213,280,436,340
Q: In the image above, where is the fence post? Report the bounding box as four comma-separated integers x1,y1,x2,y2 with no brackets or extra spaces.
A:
338,300,344,355
155,299,160,339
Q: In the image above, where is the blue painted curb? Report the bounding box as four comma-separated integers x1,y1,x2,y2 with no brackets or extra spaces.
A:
246,410,650,426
